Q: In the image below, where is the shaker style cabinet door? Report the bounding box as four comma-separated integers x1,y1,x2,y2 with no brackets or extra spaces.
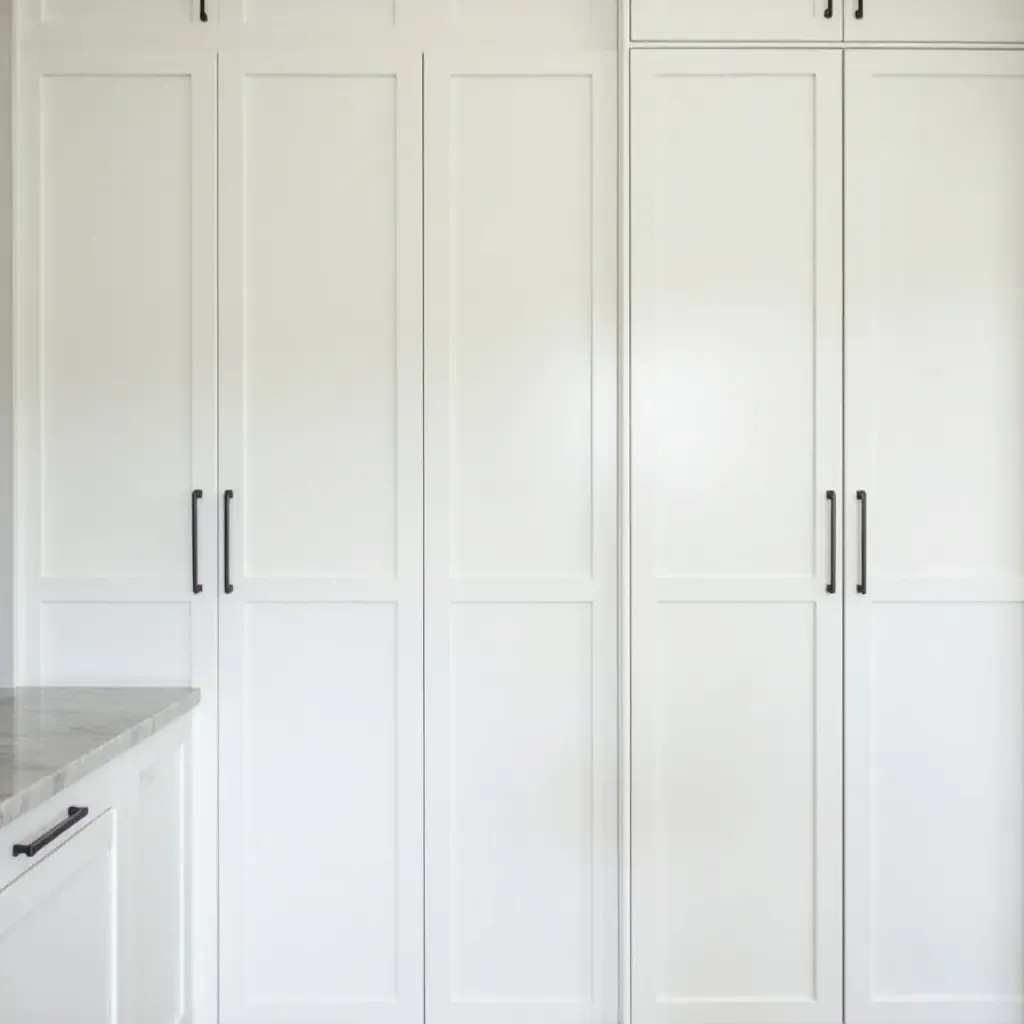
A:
845,0,1024,43
423,51,619,1024
17,0,204,37
844,49,1024,1024
0,813,117,1024
630,0,842,42
15,52,217,690
216,0,413,42
217,51,424,1024
630,48,844,1024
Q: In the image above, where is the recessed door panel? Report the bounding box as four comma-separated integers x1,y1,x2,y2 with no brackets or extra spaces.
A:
630,48,843,1024
218,53,423,1024
845,49,1024,1024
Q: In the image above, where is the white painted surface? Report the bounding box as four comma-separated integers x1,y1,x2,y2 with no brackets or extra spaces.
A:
28,0,194,25
845,49,1024,1024
444,0,616,47
215,0,615,48
424,51,618,1024
135,744,188,1024
0,0,11,689
846,0,1024,42
630,48,843,1024
630,0,841,42
0,811,117,1024
217,51,423,1024
16,52,217,690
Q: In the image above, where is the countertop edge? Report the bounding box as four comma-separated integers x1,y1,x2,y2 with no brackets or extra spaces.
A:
0,690,201,830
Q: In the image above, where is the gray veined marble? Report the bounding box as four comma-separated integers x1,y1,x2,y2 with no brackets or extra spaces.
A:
0,687,200,829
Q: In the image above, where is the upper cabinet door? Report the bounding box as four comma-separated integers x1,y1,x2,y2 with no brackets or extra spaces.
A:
217,50,424,1024
845,0,1024,42
216,0,413,42
442,0,616,48
845,49,1024,1024
631,0,842,42
630,47,844,1024
16,52,217,688
17,0,206,44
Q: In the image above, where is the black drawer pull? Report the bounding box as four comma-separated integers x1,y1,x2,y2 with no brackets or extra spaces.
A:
13,807,89,858
192,489,203,594
855,0,864,17
200,0,209,21
824,0,833,18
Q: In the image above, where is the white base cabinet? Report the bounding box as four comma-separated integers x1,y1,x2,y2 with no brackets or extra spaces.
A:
0,810,118,1024
0,722,192,1024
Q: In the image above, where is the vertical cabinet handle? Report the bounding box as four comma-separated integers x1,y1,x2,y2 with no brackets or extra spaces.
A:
200,0,209,21
826,490,837,594
856,490,868,594
855,0,864,17
191,489,203,595
824,0,833,18
224,490,234,595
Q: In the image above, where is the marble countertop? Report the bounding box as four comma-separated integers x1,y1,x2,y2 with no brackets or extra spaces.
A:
0,687,201,829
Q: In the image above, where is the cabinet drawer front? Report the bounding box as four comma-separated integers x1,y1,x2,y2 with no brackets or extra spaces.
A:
0,773,115,894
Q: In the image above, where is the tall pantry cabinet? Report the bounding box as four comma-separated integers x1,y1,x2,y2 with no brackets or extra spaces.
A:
13,3,618,1024
627,6,1024,1024
11,2,1024,1024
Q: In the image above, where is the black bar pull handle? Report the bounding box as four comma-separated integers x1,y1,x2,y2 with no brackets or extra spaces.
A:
13,807,89,858
826,490,837,594
192,489,203,595
855,0,864,18
224,489,234,595
824,0,833,18
857,490,868,594
200,0,209,21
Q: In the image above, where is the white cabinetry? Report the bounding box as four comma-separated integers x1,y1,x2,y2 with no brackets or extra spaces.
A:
0,812,118,1024
629,47,844,1024
844,49,1024,1024
16,51,217,689
423,51,618,1024
216,50,424,1024
630,0,842,43
845,0,1024,42
0,721,190,1024
125,731,191,1024
17,0,202,39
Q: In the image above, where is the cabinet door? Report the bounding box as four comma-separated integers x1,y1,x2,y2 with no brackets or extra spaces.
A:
218,51,423,1024
845,50,1024,1024
424,53,618,1024
630,0,841,42
16,53,217,690
0,812,117,1024
217,0,412,41
17,0,202,36
845,0,1024,42
630,49,843,1024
